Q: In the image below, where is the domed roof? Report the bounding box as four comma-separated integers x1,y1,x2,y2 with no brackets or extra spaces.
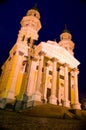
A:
26,4,40,19
60,25,72,40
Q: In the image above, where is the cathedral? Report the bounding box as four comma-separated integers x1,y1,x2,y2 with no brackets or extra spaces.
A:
0,6,81,110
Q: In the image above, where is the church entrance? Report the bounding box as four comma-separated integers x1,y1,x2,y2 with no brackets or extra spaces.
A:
47,88,51,103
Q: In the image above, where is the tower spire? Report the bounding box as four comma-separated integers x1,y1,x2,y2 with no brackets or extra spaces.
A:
32,3,38,11
62,24,70,34
59,25,74,55
65,24,67,30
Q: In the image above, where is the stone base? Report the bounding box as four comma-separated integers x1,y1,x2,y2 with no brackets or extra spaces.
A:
14,101,23,111
6,98,15,104
0,98,6,109
26,100,42,108
41,96,47,103
49,95,57,105
7,91,15,100
32,90,41,102
59,102,62,106
63,100,70,108
72,102,81,110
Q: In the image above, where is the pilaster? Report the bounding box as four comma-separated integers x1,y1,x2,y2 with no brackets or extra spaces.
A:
63,63,70,107
72,68,81,109
43,62,50,103
26,57,38,97
32,51,45,102
49,58,58,105
57,67,62,106
7,53,22,100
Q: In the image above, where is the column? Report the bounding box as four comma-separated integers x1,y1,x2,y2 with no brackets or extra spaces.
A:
57,68,62,106
63,63,70,107
26,57,37,97
70,71,75,105
49,58,58,105
32,51,45,102
43,62,49,103
72,68,81,109
7,53,22,100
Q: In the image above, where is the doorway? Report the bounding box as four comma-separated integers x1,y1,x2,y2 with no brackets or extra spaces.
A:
47,88,51,103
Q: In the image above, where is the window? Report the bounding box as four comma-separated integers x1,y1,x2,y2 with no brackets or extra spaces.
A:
25,63,28,73
27,37,31,44
42,67,44,72
13,51,16,55
34,13,36,16
21,61,28,73
19,51,24,56
61,83,64,87
60,75,64,80
22,35,25,41
36,66,38,70
49,71,52,75
8,57,11,61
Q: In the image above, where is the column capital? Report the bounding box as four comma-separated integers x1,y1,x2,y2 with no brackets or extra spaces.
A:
57,67,60,72
45,62,50,67
51,57,58,62
38,51,46,56
73,68,79,74
63,63,69,67
33,57,38,61
30,56,38,61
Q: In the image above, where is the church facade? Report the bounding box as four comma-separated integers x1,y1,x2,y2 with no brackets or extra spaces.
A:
0,6,81,110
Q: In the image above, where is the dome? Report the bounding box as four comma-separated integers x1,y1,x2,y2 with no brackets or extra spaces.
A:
26,4,40,19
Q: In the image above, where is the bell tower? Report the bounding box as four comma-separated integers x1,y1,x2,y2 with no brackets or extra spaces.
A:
0,5,42,109
17,4,41,47
59,25,75,55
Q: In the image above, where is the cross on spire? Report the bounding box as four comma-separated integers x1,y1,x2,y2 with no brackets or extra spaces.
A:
32,3,38,11
62,24,70,34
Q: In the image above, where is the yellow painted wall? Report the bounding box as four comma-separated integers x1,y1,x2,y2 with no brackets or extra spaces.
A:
71,89,75,104
15,72,24,96
33,71,37,92
2,55,18,98
47,75,52,89
15,73,27,100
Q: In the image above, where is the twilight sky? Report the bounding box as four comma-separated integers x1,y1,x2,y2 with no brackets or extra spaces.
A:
0,0,86,99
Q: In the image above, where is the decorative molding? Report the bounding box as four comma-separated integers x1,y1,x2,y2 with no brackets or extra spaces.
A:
51,57,58,62
63,63,69,67
73,68,79,74
35,42,80,68
38,51,46,56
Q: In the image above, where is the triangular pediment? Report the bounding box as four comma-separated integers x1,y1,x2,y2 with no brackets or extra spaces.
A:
35,41,80,68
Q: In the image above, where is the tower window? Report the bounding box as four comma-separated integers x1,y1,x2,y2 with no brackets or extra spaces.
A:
25,63,28,73
8,57,11,61
34,13,36,16
36,66,38,70
60,75,64,80
27,37,31,44
19,51,24,56
49,71,52,75
61,83,64,87
13,51,16,55
42,67,44,72
22,35,25,41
